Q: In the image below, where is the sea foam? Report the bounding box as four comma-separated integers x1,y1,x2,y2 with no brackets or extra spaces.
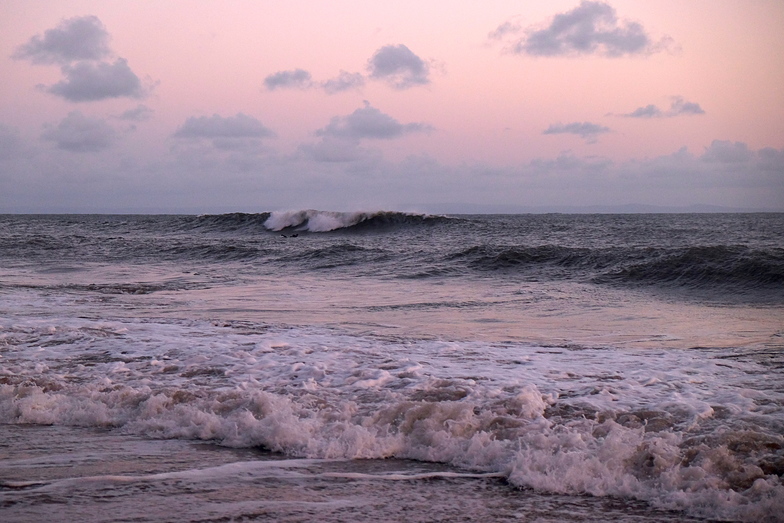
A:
2,315,782,521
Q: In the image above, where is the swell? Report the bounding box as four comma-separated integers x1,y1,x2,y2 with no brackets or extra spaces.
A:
450,244,784,292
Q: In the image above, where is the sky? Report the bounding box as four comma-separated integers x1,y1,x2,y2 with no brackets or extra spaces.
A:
1,0,783,213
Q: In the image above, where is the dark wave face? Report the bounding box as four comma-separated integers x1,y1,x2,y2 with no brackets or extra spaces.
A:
597,245,784,290
448,243,784,291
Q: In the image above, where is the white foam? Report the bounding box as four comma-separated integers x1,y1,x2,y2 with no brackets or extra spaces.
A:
262,210,364,232
1,316,782,521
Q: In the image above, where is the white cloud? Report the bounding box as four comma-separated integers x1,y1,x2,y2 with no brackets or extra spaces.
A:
40,111,115,152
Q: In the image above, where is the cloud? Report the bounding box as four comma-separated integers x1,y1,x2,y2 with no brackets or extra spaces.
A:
298,135,375,163
316,102,432,140
367,44,430,89
624,104,663,118
491,1,670,57
263,69,313,91
301,103,432,163
701,140,753,164
621,96,705,118
12,15,111,65
14,17,152,103
44,58,145,102
543,121,610,143
264,68,365,94
173,113,275,151
669,96,705,116
322,71,365,94
116,104,154,122
263,45,429,94
40,111,115,152
174,113,275,139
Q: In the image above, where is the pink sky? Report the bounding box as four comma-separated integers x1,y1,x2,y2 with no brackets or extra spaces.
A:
1,0,783,212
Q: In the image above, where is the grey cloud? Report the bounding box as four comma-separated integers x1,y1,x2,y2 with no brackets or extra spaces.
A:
624,104,663,118
12,15,111,65
543,121,610,143
670,96,705,115
322,71,365,94
488,20,522,41
701,140,753,164
173,113,275,151
263,69,313,90
45,59,145,102
622,97,705,118
495,1,668,57
41,111,115,152
367,45,430,89
316,102,432,140
117,104,154,122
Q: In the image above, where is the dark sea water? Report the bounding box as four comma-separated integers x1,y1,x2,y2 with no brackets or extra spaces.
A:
1,211,783,522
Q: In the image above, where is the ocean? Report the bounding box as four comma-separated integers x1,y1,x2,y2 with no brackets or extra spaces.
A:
1,211,782,522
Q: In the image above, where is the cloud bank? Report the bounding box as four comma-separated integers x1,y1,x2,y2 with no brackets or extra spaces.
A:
491,1,671,58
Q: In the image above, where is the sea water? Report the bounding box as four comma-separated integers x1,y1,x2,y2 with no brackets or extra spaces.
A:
1,212,782,522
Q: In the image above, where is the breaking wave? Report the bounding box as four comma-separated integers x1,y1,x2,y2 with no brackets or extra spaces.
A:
195,210,451,233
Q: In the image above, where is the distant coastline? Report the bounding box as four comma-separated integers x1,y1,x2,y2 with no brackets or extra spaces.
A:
1,204,783,215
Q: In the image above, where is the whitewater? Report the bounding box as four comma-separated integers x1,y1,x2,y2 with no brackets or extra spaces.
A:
1,211,783,522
